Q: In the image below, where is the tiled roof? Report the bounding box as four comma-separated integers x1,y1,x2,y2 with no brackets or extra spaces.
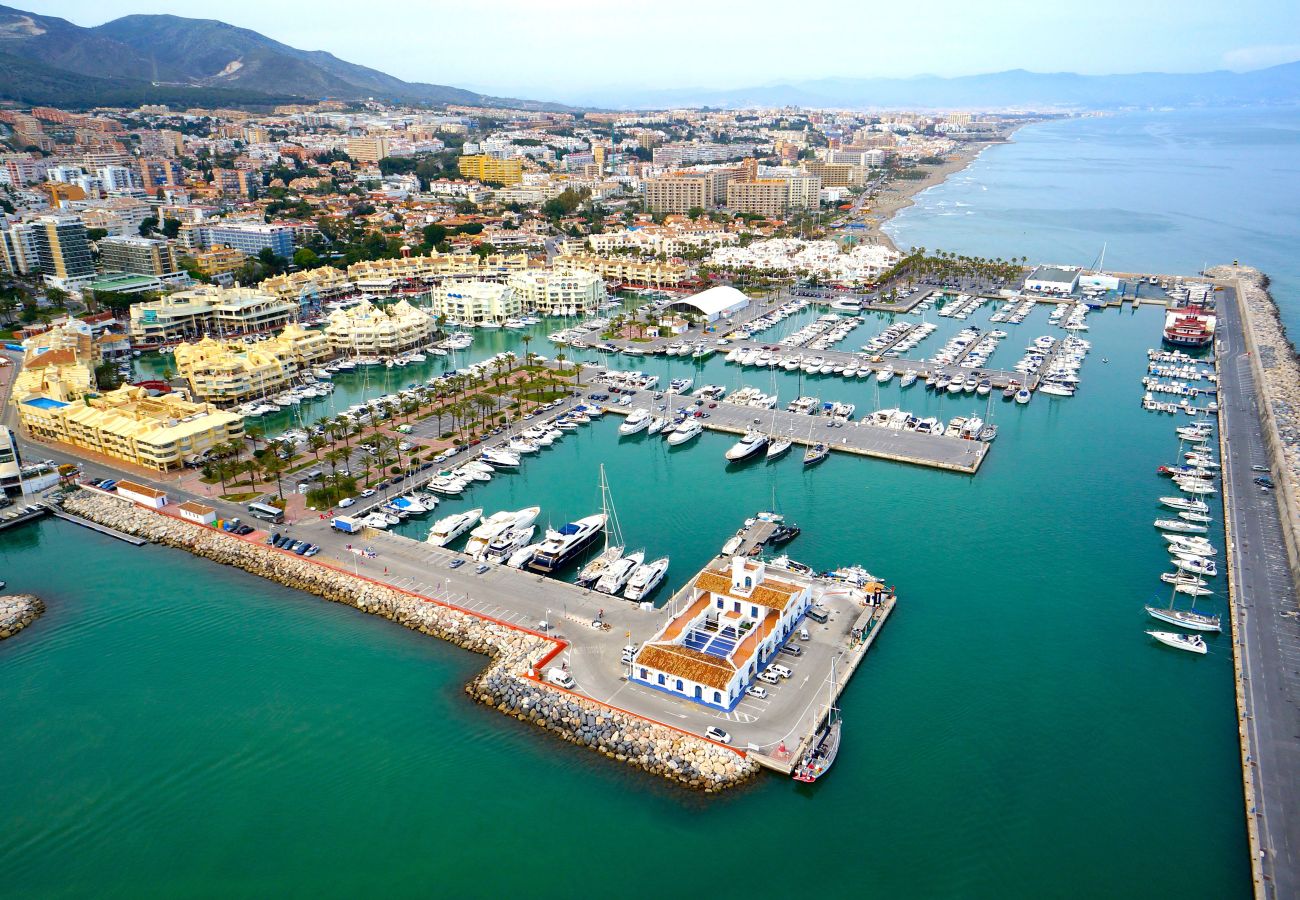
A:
694,570,801,611
635,644,735,691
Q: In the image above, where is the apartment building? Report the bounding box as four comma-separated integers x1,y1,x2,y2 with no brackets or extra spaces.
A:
457,154,524,185
99,235,183,279
186,245,246,278
643,174,711,214
212,168,260,198
173,324,331,405
128,286,295,343
323,299,434,356
726,179,790,217
429,280,521,326
557,252,689,289
204,222,295,258
15,384,244,472
504,268,607,317
348,135,391,164
32,215,95,287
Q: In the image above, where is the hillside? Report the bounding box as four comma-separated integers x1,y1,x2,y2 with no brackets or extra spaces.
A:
0,5,560,110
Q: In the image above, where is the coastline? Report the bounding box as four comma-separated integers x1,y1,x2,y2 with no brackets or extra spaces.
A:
864,128,1028,253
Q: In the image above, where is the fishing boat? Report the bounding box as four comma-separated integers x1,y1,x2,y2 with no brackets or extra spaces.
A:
1147,631,1208,654
624,557,669,601
725,429,769,462
793,660,841,783
596,550,645,594
426,508,483,546
803,442,829,466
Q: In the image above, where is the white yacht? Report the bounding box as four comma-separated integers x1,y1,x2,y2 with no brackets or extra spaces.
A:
480,447,520,468
465,506,542,559
529,514,608,573
507,542,545,569
596,550,645,595
426,508,483,546
618,408,652,436
483,525,536,563
766,436,793,460
1155,518,1207,534
647,416,668,435
1159,496,1209,512
1147,631,1208,654
667,418,703,446
624,557,669,601
578,545,625,586
725,429,769,462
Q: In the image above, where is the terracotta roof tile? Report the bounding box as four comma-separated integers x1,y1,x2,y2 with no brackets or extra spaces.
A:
635,644,735,691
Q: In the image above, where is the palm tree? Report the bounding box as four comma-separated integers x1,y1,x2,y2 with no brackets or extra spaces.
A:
245,425,265,461
323,448,347,476
260,453,287,501
521,334,534,368
572,360,584,386
307,433,328,459
474,394,495,432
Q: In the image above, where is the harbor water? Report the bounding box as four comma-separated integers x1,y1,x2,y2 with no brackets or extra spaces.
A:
4,109,1285,897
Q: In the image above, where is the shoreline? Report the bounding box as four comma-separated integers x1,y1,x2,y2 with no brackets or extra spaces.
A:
59,489,760,793
0,594,44,640
864,126,1031,253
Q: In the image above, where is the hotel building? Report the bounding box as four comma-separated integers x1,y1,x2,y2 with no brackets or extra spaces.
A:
173,324,332,405
428,280,520,327
504,268,607,317
457,154,524,185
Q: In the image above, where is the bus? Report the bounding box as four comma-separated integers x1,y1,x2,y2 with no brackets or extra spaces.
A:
246,501,285,524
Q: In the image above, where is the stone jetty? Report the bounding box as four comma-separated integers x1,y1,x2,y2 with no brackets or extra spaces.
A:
62,490,758,792
0,594,44,640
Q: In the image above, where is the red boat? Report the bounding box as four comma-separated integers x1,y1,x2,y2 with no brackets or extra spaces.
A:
1163,307,1215,348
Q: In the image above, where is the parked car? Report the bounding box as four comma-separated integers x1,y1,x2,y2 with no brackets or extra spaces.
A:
267,532,281,545
704,726,732,745
780,644,803,658
475,563,490,574
746,686,769,699
758,670,781,685
1252,464,1269,472
303,545,320,557
448,558,465,569
546,666,575,689
806,607,830,624
359,488,377,498
769,664,793,679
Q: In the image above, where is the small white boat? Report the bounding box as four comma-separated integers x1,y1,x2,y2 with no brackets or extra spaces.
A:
1015,388,1032,404
577,545,625,586
1161,571,1208,587
1160,496,1209,512
1175,557,1218,576
1147,630,1208,654
507,541,544,569
1155,519,1207,534
667,418,703,446
766,437,793,460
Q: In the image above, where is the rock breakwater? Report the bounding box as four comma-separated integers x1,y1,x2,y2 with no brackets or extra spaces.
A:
0,594,44,640
62,490,757,792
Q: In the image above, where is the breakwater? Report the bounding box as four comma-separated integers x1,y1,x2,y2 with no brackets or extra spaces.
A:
0,594,44,640
60,490,757,792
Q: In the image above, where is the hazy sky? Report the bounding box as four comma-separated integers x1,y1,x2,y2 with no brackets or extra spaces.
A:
23,0,1300,99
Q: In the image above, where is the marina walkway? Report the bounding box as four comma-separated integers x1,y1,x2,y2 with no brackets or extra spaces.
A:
1217,282,1300,900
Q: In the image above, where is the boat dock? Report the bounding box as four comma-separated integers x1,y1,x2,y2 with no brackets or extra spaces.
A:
728,515,780,557
0,503,50,533
604,396,989,474
47,507,147,545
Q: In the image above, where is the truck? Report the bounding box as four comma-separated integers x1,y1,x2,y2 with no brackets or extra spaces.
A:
331,515,363,534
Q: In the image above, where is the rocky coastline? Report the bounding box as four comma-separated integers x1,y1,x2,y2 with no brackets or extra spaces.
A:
62,489,758,792
0,594,44,640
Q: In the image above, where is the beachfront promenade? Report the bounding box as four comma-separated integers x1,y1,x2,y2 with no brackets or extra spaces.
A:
1216,273,1300,900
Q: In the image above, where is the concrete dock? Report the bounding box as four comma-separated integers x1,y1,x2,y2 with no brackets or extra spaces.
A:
47,506,147,545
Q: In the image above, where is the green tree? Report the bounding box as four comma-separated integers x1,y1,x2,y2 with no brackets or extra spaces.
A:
293,247,320,269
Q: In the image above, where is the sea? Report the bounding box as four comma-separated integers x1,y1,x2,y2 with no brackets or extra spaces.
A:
4,107,1294,898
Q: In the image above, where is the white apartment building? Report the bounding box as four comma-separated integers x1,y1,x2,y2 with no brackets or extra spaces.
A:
128,286,296,343
505,268,606,317
429,280,520,327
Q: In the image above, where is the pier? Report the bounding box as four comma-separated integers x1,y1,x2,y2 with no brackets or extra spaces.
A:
0,503,49,533
47,507,147,545
603,393,989,474
1215,273,1300,900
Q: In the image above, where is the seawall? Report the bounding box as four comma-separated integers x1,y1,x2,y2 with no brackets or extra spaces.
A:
61,490,758,792
0,594,44,640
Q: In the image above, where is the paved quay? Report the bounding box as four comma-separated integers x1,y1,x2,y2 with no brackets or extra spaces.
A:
1216,276,1300,900
595,386,988,474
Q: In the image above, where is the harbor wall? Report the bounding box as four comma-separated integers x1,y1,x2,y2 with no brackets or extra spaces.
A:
1214,266,1300,592
59,490,758,792
0,594,44,640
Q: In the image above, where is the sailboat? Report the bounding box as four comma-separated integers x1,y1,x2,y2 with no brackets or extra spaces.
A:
1144,584,1221,632
793,658,841,783
577,465,625,586
801,416,827,466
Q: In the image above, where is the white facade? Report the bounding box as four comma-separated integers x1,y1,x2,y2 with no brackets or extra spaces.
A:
323,299,434,355
429,281,520,327
505,268,606,317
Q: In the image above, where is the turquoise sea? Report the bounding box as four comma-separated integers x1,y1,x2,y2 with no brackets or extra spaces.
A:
4,108,1292,898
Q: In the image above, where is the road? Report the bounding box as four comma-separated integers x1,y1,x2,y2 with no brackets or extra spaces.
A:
1216,284,1300,900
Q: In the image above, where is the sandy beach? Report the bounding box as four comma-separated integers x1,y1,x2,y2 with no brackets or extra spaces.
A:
853,133,1019,252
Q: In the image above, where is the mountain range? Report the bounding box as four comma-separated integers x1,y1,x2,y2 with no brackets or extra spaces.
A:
553,62,1300,110
0,5,561,109
0,4,1295,113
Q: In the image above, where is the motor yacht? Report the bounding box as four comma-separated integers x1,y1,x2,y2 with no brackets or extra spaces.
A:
578,545,625,586
667,418,703,446
725,429,769,462
465,507,542,559
529,514,607,573
480,447,520,468
1147,631,1208,654
618,408,652,436
596,550,645,594
427,508,483,546
624,557,669,601
483,525,537,563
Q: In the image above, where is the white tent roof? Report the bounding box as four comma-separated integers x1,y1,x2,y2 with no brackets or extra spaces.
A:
668,285,748,316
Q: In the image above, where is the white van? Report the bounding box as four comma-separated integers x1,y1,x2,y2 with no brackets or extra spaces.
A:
768,664,793,679
798,627,810,641
546,667,575,689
